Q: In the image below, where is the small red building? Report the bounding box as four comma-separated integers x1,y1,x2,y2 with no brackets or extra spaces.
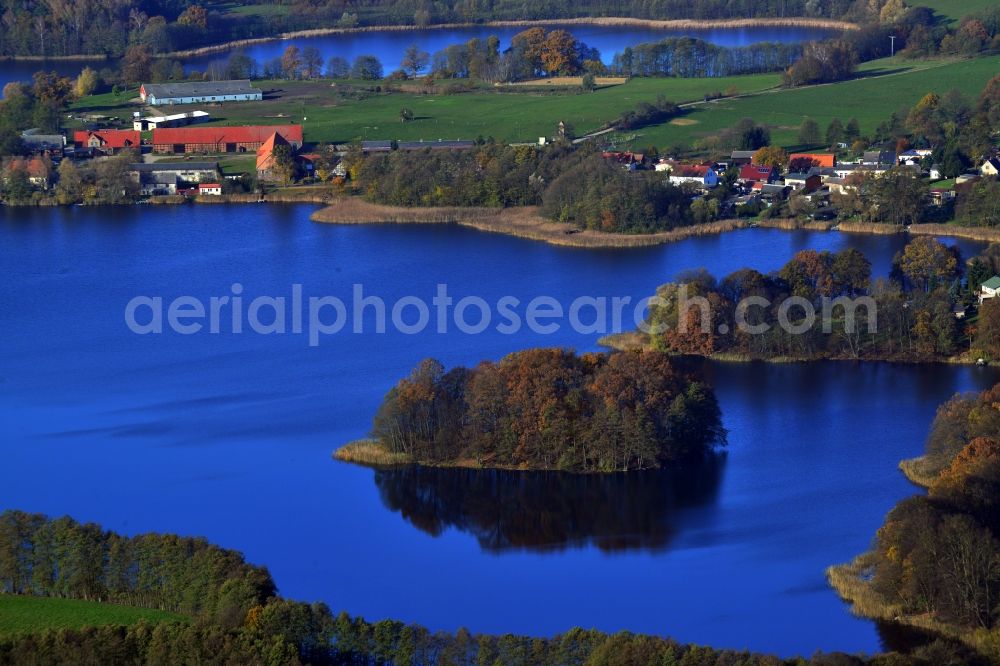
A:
73,130,141,155
151,125,303,154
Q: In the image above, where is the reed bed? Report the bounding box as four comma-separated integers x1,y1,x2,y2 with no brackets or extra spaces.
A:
909,223,1000,243
899,455,942,488
827,553,901,621
597,331,650,351
333,439,413,466
311,198,748,248
835,221,904,235
756,218,835,231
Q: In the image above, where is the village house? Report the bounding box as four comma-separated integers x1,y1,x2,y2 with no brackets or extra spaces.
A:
601,151,645,170
729,150,757,166
738,164,778,186
151,125,303,155
956,173,981,187
133,111,210,132
197,183,223,196
929,164,944,180
783,172,822,192
4,157,52,190
139,80,262,106
129,162,219,196
930,187,956,205
663,163,719,189
753,182,789,203
980,276,1000,304
788,153,836,169
256,133,292,181
980,157,1000,177
862,150,897,167
898,148,933,166
73,130,141,156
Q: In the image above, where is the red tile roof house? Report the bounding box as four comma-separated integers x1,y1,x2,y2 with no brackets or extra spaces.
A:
73,130,141,155
151,125,303,154
788,153,836,169
3,157,51,189
256,133,293,181
738,164,779,185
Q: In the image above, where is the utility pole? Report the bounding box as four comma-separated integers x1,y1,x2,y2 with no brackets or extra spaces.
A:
890,35,896,57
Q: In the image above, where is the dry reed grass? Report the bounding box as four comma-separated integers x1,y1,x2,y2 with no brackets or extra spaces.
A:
310,198,748,248
333,439,413,466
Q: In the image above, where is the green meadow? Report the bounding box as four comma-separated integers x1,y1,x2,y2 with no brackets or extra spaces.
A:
0,595,186,637
915,0,998,22
68,55,999,150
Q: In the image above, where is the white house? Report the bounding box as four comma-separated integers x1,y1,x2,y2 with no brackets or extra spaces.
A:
665,164,719,188
981,276,1000,304
980,157,1000,177
198,183,223,196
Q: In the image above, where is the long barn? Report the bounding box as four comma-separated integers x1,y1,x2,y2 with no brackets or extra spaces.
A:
150,126,303,154
140,80,262,105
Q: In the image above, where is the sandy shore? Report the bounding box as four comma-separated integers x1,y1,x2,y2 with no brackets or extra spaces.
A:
166,16,855,58
310,198,755,248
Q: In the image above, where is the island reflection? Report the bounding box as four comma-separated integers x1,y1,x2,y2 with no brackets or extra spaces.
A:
372,455,726,553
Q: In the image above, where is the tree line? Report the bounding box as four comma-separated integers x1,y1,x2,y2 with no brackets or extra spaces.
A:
0,511,988,665
370,349,726,473
640,238,996,362
0,511,275,626
611,38,804,78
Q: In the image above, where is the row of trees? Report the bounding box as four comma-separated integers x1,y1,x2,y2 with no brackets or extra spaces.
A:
371,349,726,472
0,511,275,625
611,38,804,78
642,239,986,361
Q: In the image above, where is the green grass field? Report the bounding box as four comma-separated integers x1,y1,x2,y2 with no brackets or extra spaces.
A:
632,55,1000,150
915,0,998,22
69,74,783,145
0,594,186,637
67,54,1000,151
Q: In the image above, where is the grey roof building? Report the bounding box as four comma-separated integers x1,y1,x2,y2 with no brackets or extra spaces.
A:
140,80,261,105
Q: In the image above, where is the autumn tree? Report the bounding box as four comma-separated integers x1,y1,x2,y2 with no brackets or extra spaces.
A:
897,237,958,292
751,146,787,168
122,45,152,85
797,117,820,145
177,5,208,29
281,46,302,79
74,67,98,98
401,43,430,77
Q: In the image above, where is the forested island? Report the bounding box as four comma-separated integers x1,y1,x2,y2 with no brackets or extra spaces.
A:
829,381,1000,662
604,237,1000,363
0,509,988,665
334,348,726,473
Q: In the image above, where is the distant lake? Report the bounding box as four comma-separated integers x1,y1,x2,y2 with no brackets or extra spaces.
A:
184,23,841,74
1,204,993,658
0,23,839,94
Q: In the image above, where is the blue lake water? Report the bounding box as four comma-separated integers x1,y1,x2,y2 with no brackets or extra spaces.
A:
185,23,840,74
1,203,996,658
1,23,838,93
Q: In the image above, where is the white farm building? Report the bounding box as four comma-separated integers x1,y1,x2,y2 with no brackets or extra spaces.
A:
139,80,262,106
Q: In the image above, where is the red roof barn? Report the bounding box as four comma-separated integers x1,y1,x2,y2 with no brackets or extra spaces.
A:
151,125,303,154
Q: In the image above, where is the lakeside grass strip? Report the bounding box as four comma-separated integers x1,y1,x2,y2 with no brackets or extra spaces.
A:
310,198,749,248
165,17,857,59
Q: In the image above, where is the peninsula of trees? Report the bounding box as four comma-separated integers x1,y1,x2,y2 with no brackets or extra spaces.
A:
337,348,726,473
829,382,1000,662
607,238,1000,363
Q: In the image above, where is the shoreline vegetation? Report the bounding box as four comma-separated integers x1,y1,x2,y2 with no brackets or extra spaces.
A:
310,199,750,247
827,383,1000,661
162,16,858,60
